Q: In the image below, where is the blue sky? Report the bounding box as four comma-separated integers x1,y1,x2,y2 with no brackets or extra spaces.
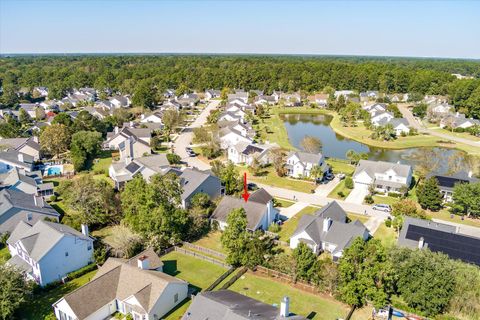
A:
0,0,479,58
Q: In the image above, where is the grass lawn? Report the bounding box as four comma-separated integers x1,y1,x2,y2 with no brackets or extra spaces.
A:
0,246,10,264
430,127,480,141
17,270,97,320
239,166,316,193
347,212,370,224
229,272,372,320
192,231,225,254
371,195,400,206
163,299,192,320
91,150,113,174
274,198,295,208
426,208,480,228
161,251,227,291
328,180,352,200
277,206,319,242
374,224,398,248
326,159,355,175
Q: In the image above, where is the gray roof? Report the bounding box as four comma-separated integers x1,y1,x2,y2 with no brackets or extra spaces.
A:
0,137,40,152
182,290,306,320
287,151,323,165
398,217,456,249
376,117,409,128
211,188,273,230
292,201,367,253
7,254,33,273
7,220,91,261
353,160,411,180
179,168,221,201
0,150,34,169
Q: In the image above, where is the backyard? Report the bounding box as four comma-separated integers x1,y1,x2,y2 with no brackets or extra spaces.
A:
16,270,98,320
229,271,372,320
374,223,398,247
192,231,225,254
277,206,320,241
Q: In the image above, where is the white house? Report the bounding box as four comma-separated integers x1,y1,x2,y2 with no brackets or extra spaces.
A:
211,188,277,231
205,89,221,100
0,136,41,160
6,220,93,286
352,160,413,194
141,112,163,125
307,93,329,107
285,151,328,178
440,112,480,129
334,90,354,99
105,125,152,160
370,110,394,125
227,142,275,165
53,249,188,320
374,118,411,135
219,126,253,149
289,201,369,260
109,95,131,108
0,150,35,173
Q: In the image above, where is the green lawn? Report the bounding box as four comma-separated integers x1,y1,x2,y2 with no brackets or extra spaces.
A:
326,159,355,175
192,231,225,254
91,150,113,174
374,224,398,248
0,247,10,264
163,299,192,320
229,272,372,320
426,208,480,228
371,195,400,206
17,270,98,320
347,212,370,224
274,198,295,208
328,180,353,200
240,166,316,193
161,251,227,291
277,206,320,242
430,127,480,141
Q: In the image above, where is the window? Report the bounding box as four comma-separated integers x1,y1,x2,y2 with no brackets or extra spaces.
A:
87,245,92,251
65,252,69,257
174,293,179,303
26,213,33,221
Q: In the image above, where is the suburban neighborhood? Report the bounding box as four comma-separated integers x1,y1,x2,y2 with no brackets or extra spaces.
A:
1,1,480,320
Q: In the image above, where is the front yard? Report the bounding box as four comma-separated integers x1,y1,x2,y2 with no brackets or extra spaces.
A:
17,270,98,320
161,250,227,291
277,206,320,242
239,166,316,193
0,246,10,264
229,271,372,320
328,179,353,200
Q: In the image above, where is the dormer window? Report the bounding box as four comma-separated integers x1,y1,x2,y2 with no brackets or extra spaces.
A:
65,252,69,257
26,213,33,221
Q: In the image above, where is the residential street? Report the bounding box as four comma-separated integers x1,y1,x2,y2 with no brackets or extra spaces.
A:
173,100,220,170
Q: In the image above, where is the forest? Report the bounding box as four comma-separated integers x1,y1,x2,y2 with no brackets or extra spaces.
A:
1,55,480,117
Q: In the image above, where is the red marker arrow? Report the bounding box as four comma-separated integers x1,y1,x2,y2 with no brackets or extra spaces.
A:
242,172,250,202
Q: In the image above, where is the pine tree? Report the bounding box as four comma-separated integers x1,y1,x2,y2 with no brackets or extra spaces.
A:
416,177,443,211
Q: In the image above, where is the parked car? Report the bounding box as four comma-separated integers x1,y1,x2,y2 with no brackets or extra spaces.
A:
185,147,196,157
247,182,258,191
337,173,346,180
372,204,392,212
325,173,335,180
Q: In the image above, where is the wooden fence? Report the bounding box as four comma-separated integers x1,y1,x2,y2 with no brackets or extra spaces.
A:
182,242,226,260
220,267,248,290
254,266,319,294
205,267,236,291
174,246,231,268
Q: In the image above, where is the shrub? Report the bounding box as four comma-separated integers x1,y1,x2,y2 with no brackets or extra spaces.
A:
344,177,354,189
337,191,345,198
364,194,374,204
166,153,181,165
385,219,392,227
387,192,402,198
268,223,281,233
66,263,97,280
49,195,57,202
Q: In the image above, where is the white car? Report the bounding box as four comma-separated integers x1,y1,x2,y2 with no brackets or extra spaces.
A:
372,204,392,212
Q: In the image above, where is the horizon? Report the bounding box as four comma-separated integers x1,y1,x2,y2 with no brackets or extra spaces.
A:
1,0,479,59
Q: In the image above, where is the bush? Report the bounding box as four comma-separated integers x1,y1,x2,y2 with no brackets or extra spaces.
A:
268,223,281,233
66,263,97,280
49,195,57,202
387,192,402,198
166,153,181,165
337,191,345,198
364,194,374,204
344,177,354,189
385,219,392,227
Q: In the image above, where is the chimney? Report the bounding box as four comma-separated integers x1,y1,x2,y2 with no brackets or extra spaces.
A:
280,296,290,317
323,218,332,232
81,224,89,237
18,153,24,163
468,170,473,178
114,126,119,134
137,255,149,270
129,121,134,127
34,196,44,207
418,237,425,249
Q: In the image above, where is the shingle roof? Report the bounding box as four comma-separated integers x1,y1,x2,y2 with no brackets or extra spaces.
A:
287,151,323,165
179,168,220,201
353,160,411,180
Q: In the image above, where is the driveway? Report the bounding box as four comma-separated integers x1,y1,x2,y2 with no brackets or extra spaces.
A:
173,100,220,170
314,177,340,197
278,201,310,219
345,187,368,204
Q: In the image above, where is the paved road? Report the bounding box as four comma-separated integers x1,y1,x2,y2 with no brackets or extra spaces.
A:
398,104,480,149
314,177,341,197
173,100,220,170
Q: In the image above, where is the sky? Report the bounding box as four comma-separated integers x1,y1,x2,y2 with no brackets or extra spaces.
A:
0,0,479,59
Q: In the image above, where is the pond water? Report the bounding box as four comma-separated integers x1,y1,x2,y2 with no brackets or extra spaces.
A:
281,113,469,174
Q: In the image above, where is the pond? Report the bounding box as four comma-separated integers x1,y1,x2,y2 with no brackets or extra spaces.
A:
281,113,470,174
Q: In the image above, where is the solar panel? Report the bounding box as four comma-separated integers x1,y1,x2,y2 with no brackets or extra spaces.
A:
434,175,468,189
405,224,480,266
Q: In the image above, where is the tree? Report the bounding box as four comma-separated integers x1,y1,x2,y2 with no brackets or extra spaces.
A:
412,103,428,119
370,124,397,141
221,208,249,266
162,109,183,142
300,135,322,153
316,258,339,295
18,108,31,125
270,148,286,177
309,165,324,184
132,81,155,108
450,182,480,218
0,264,32,320
390,247,455,316
416,177,443,211
72,111,106,134
52,112,73,127
344,176,354,189
219,161,242,195
345,149,368,165
448,260,480,318
248,155,262,176
40,123,71,157
70,131,103,171
60,175,117,228
166,153,181,165
293,242,318,281
392,199,426,219
35,106,46,120
338,238,395,309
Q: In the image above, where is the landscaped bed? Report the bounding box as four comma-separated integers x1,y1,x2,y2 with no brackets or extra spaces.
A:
229,271,372,320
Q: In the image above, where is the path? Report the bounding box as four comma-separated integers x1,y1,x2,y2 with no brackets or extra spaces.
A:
344,187,368,204
278,201,310,219
398,104,480,149
174,100,220,170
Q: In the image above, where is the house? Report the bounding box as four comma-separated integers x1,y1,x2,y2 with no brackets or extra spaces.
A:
227,92,248,103
164,88,176,98
363,103,387,114
429,103,452,116
176,93,199,107
33,87,49,97
0,136,41,160
370,110,394,125
307,93,329,107
19,103,40,118
0,167,54,199
109,154,171,189
218,120,255,140
424,95,448,105
84,106,109,120
0,150,35,173
398,217,480,266
205,89,221,100
162,99,182,110
95,100,115,111
440,113,480,129
6,220,93,286
429,172,478,202
289,201,369,260
109,95,131,108
254,95,276,105
178,168,224,209
105,125,152,160
387,93,408,102
182,290,305,320
52,249,188,320
334,90,354,100
219,126,253,149
374,118,410,135
227,142,275,165
141,112,164,125
359,91,380,102
0,188,60,234
218,110,245,123
280,92,302,106
285,151,328,178
352,160,413,193
211,188,277,231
